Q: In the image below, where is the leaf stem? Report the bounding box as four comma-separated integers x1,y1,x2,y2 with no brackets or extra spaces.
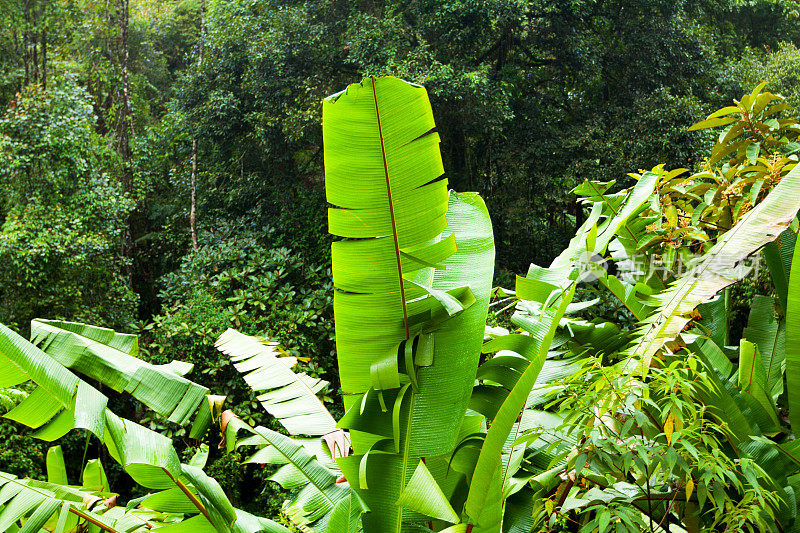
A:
370,75,410,340
163,468,213,523
69,507,118,533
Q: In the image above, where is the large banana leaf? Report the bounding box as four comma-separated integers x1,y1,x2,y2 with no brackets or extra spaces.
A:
215,328,337,436
786,235,800,433
325,77,495,533
626,163,800,367
30,319,211,428
325,75,451,396
408,191,495,455
332,192,493,532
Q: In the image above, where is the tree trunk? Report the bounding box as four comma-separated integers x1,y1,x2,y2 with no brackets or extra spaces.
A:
12,28,21,90
31,1,38,85
22,0,30,85
120,0,134,143
117,0,134,284
189,0,205,251
40,0,46,90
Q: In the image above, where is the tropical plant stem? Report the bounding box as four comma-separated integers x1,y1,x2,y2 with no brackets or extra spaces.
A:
70,507,118,533
163,468,212,523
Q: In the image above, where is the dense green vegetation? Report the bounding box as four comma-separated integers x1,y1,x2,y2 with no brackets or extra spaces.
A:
3,0,800,531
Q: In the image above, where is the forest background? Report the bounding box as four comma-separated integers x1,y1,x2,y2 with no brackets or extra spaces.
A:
2,0,800,517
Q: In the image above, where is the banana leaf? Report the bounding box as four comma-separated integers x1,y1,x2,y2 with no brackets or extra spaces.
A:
627,163,800,367
30,319,211,428
215,328,337,436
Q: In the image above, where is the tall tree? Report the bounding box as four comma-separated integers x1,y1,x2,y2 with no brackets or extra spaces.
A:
189,0,205,250
116,0,134,284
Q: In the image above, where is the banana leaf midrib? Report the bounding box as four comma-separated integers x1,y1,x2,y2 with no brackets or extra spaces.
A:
252,426,337,506
369,75,410,341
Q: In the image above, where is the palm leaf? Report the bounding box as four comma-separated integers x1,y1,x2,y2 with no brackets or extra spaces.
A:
215,328,336,436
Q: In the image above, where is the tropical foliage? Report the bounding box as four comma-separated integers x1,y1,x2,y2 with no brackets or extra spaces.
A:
5,1,800,515
2,77,800,533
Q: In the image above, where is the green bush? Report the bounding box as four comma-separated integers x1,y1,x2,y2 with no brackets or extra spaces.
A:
144,221,336,427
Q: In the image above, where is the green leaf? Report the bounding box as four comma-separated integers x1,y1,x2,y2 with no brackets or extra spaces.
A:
82,459,109,492
30,319,210,426
688,116,738,131
465,284,576,527
742,295,785,400
747,142,760,165
215,328,336,436
785,234,800,434
46,447,68,486
396,460,459,523
627,163,800,367
325,493,368,533
763,229,795,313
325,76,450,395
707,106,742,120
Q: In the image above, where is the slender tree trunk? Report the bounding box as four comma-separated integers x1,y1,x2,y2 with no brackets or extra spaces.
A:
40,0,46,90
12,28,21,90
190,138,199,250
120,0,134,143
117,0,134,284
22,0,30,85
31,1,38,85
189,0,205,250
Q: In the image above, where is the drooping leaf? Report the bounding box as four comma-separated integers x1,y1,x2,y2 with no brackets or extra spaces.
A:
627,163,800,367
215,328,337,436
30,319,210,427
396,460,459,523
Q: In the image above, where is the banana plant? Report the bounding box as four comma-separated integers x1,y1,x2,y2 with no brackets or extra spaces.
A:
6,79,800,533
215,328,361,531
0,322,288,532
323,76,495,532
0,445,187,533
